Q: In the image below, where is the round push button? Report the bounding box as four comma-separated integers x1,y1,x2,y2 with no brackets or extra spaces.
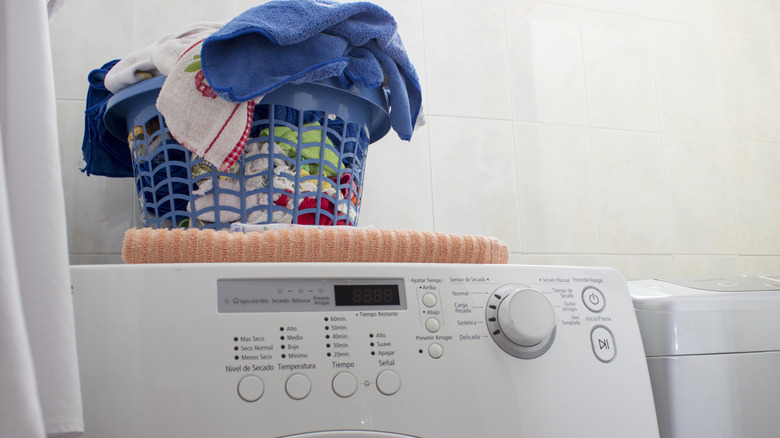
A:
590,325,616,363
422,292,438,308
286,373,311,400
332,372,358,398
425,317,440,333
582,287,605,313
237,375,264,402
428,343,444,359
376,370,401,396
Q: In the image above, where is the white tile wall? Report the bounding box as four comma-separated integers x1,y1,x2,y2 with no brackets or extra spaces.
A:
730,140,780,255
505,1,589,126
662,135,737,254
136,0,238,48
650,21,725,137
591,128,671,254
51,0,780,279
49,0,135,100
428,117,523,250
514,123,599,253
582,0,647,17
647,0,712,26
422,0,512,119
674,255,741,277
711,0,773,35
359,125,435,231
580,10,659,131
716,30,780,143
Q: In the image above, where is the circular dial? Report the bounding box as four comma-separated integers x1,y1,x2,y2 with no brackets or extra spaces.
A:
486,285,557,359
498,289,556,346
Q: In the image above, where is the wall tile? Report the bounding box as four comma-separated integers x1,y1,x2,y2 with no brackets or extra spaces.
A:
730,140,780,255
776,41,780,86
663,135,737,254
523,254,603,267
711,0,772,35
514,123,600,253
581,0,647,17
237,0,266,14
740,256,780,274
580,10,659,131
505,2,589,126
49,0,135,100
650,21,725,137
359,124,434,231
647,0,713,26
770,2,780,39
136,0,237,48
428,117,522,250
531,0,582,7
422,0,512,119
57,100,135,255
715,31,780,142
70,254,124,265
601,255,675,280
674,255,741,277
591,129,671,254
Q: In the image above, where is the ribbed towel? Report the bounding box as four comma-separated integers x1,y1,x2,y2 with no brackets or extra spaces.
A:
122,227,509,264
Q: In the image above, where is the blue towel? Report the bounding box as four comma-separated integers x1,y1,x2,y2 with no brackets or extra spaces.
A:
81,60,135,177
200,0,421,141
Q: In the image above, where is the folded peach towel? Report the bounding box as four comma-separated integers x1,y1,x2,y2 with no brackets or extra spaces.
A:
122,227,509,264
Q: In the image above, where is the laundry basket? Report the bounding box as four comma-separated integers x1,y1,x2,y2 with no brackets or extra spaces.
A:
103,76,390,229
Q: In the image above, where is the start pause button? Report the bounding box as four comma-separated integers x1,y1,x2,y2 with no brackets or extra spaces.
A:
590,325,616,363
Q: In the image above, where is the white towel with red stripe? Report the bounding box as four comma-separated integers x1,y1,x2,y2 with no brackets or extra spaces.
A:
156,39,256,171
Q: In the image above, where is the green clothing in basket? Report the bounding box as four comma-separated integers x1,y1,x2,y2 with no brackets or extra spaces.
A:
260,123,340,177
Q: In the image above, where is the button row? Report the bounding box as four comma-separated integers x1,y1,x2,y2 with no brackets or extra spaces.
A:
420,292,442,357
580,287,615,363
237,370,401,402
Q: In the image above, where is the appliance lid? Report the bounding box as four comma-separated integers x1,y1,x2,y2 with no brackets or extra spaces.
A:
628,275,780,357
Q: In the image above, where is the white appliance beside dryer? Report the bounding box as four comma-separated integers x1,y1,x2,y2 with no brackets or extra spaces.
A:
71,263,659,437
629,275,780,438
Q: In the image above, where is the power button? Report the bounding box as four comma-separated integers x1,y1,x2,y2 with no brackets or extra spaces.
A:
582,287,605,313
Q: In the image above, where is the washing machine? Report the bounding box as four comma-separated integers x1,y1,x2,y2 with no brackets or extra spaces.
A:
71,263,659,437
629,275,780,438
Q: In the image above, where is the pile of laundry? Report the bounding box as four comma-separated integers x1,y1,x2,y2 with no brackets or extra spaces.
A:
81,0,422,228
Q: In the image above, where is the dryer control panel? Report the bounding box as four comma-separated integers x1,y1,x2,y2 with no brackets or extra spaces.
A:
71,263,659,438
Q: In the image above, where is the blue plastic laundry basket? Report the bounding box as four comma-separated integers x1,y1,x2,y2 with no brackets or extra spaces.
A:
104,76,390,229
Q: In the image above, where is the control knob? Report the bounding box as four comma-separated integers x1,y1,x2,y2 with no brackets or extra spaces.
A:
486,285,556,359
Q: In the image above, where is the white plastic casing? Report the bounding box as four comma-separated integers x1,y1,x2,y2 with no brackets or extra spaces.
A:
629,276,780,438
71,263,658,438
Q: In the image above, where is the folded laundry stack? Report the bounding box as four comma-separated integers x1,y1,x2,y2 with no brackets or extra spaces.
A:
121,227,510,264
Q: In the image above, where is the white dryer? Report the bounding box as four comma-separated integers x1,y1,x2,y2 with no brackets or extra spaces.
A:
71,263,659,437
629,275,780,438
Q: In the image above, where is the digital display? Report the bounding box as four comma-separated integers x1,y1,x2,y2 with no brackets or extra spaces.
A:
334,284,401,306
218,278,405,313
